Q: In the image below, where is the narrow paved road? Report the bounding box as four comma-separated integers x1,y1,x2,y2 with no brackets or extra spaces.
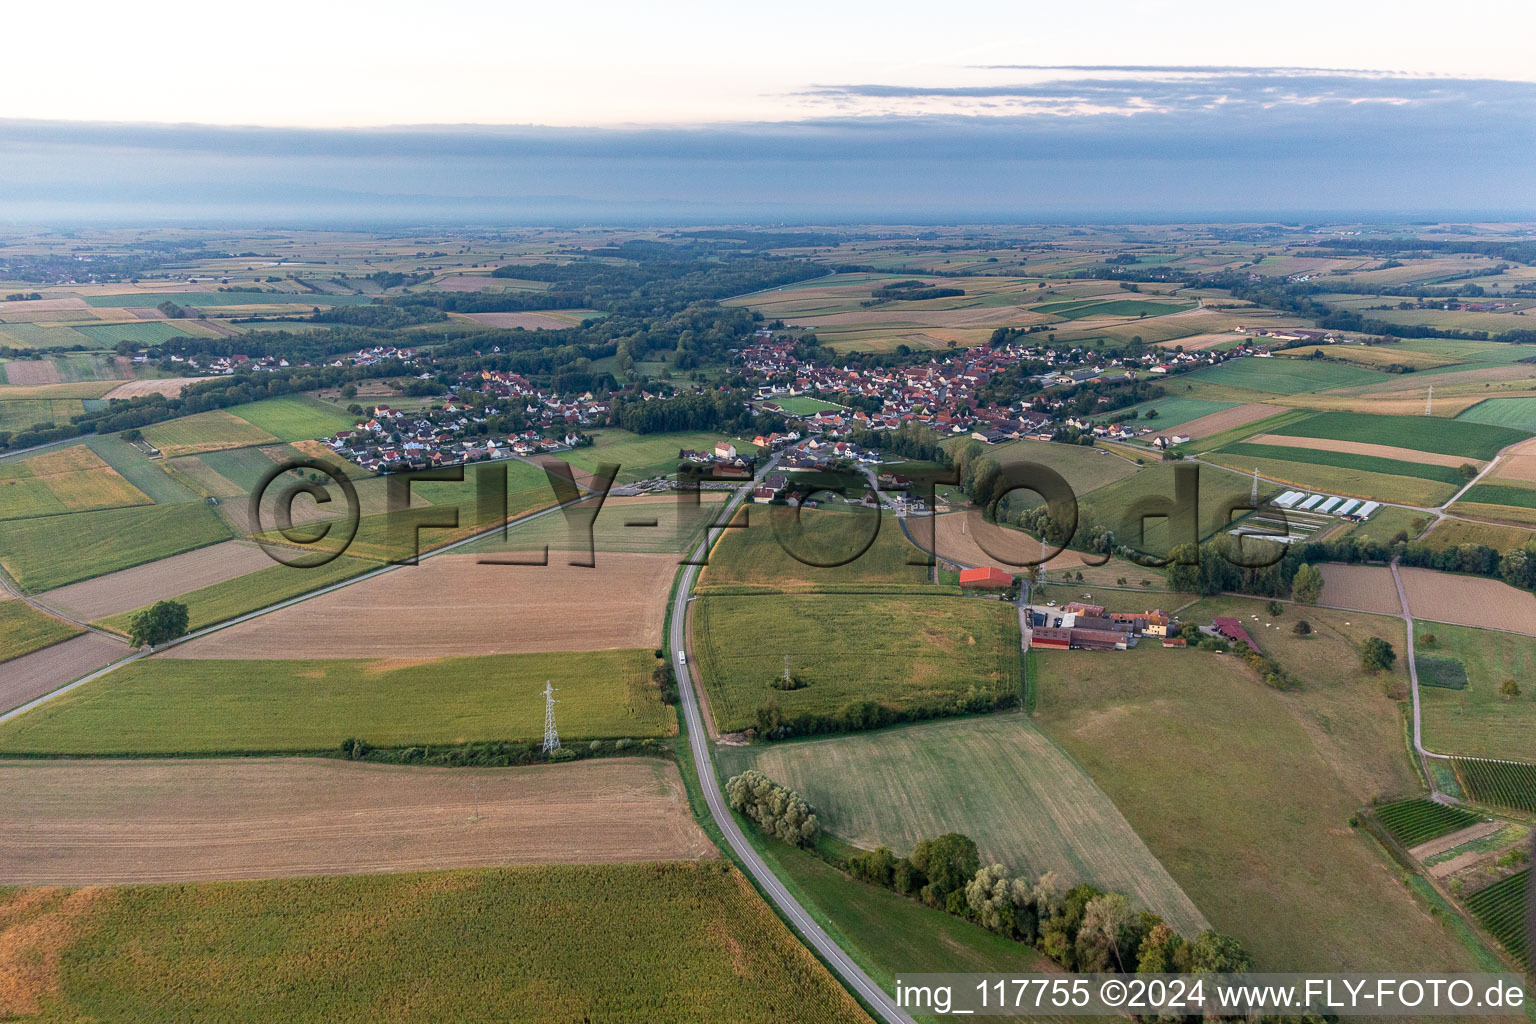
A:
1388,558,1456,799
669,457,917,1024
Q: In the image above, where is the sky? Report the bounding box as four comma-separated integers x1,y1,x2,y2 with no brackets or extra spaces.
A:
2,0,1534,222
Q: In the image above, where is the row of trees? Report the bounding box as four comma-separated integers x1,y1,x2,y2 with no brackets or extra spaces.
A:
725,770,819,846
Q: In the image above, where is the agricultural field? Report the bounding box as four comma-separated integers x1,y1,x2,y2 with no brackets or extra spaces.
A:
1031,623,1476,972
1205,450,1460,507
73,320,197,346
565,428,758,484
698,506,932,592
1337,505,1428,545
720,713,1207,935
0,500,233,592
0,444,151,520
1077,460,1258,557
1399,567,1536,637
36,539,274,622
163,551,677,659
0,862,868,1024
1373,798,1482,847
1464,869,1532,969
1418,517,1529,551
0,599,82,663
1091,396,1237,429
1456,396,1536,431
1276,344,1462,371
0,397,85,433
1315,563,1402,615
1148,401,1287,440
1181,357,1389,395
465,492,730,556
1267,411,1529,462
980,436,1141,497
225,394,358,441
0,648,672,754
95,553,378,634
1413,622,1536,762
1453,760,1536,817
0,758,713,884
0,632,127,715
925,511,1164,588
1459,482,1536,509
141,408,279,457
82,290,376,307
691,593,1020,733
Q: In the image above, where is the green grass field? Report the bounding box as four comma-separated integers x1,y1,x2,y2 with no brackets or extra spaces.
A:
1339,505,1429,545
698,506,933,592
1268,412,1529,461
1032,614,1479,972
692,593,1019,733
979,438,1141,498
1181,358,1389,395
96,555,380,635
0,649,672,754
0,444,152,520
79,433,201,505
770,396,845,415
1459,483,1536,510
720,713,1207,935
227,394,357,442
1420,518,1532,551
1417,622,1536,762
1202,451,1459,507
83,291,376,307
1078,460,1260,556
142,409,279,457
0,397,85,433
1218,442,1465,486
0,862,868,1024
1045,298,1193,320
74,321,196,346
1456,397,1536,431
1089,396,1236,428
0,501,233,592
0,599,82,663
565,429,758,484
1373,798,1482,847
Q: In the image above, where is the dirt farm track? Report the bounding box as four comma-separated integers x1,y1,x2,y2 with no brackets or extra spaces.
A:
165,551,676,659
0,758,714,884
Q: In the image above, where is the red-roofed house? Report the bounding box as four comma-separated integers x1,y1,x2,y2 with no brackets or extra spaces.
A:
959,566,1014,589
1212,617,1258,651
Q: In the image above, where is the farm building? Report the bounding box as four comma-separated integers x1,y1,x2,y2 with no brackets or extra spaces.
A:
1212,617,1260,652
1030,626,1072,650
1273,490,1304,509
1065,602,1105,617
1335,498,1361,517
1028,625,1133,651
1357,501,1382,519
1316,496,1342,514
960,566,1014,589
1297,494,1325,511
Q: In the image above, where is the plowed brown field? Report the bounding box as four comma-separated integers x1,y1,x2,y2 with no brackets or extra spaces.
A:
1400,566,1536,636
164,550,677,658
0,757,714,884
1317,563,1403,615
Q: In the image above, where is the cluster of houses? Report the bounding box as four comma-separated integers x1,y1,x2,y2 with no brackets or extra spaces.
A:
1027,602,1179,652
322,405,585,472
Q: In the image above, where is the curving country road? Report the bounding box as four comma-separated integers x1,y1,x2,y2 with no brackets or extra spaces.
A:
668,457,917,1024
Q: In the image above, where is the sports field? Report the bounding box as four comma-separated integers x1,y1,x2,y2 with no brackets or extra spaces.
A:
0,501,234,592
1416,622,1536,762
0,758,713,884
770,396,845,415
692,593,1020,733
721,713,1207,935
0,862,867,1024
0,444,151,520
0,648,672,754
0,599,82,663
1032,619,1476,972
142,408,279,457
1181,357,1388,394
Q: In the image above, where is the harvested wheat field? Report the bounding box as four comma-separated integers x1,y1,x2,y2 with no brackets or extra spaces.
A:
1176,403,1289,439
1248,434,1482,470
1154,332,1240,350
1,361,61,386
36,540,273,621
0,757,714,884
1489,435,1536,483
0,633,126,715
930,510,1060,567
165,550,676,659
461,310,598,329
1316,563,1403,615
101,377,199,400
1400,566,1536,636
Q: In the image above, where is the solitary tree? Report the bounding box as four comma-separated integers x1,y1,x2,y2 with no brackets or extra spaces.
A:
1500,678,1522,699
1292,619,1312,636
1291,563,1324,604
1361,636,1397,672
128,600,189,649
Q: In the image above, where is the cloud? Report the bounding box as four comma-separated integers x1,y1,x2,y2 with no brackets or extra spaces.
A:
0,68,1532,224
